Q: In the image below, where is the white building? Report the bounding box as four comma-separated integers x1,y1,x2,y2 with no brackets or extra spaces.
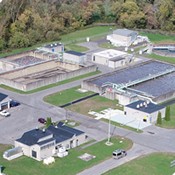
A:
107,29,138,47
15,122,86,161
124,100,165,123
92,49,133,68
43,43,64,53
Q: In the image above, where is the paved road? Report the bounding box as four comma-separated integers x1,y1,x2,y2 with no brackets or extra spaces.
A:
77,143,158,175
0,40,175,174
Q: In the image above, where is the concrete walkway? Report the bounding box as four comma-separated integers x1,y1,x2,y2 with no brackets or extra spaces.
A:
77,143,157,175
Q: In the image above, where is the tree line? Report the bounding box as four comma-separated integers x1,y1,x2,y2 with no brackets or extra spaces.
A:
0,0,175,51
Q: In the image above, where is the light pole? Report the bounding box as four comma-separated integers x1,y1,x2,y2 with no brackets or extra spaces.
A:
107,108,112,143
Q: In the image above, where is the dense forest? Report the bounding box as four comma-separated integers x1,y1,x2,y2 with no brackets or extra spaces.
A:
0,0,175,51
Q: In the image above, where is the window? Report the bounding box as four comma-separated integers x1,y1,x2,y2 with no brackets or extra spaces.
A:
124,111,126,115
93,56,95,61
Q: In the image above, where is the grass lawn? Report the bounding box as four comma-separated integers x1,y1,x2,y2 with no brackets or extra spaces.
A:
147,53,175,64
66,95,121,116
103,153,175,175
139,32,175,44
155,103,175,129
0,136,133,175
0,26,116,57
0,70,101,94
99,43,117,49
43,85,95,106
64,44,89,52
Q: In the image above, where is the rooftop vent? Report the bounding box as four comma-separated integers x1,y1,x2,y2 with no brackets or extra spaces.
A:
55,43,57,46
136,104,140,108
42,129,45,133
147,101,150,105
140,103,143,107
143,102,146,106
35,127,39,131
51,44,53,47
55,125,58,128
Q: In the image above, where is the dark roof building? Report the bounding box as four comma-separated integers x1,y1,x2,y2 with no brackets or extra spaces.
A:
125,100,164,114
65,50,85,56
0,93,8,102
15,122,86,161
124,100,165,123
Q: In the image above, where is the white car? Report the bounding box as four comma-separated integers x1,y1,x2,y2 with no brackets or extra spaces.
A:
0,110,10,117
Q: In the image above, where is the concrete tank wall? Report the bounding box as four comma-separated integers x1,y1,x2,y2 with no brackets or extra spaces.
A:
81,81,102,93
24,65,96,91
1,60,80,79
153,90,175,104
0,50,35,60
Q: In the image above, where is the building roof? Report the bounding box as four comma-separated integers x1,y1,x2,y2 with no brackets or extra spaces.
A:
44,43,63,48
125,100,164,114
93,49,127,59
113,29,138,37
0,93,8,102
16,122,85,146
65,50,85,56
16,129,53,146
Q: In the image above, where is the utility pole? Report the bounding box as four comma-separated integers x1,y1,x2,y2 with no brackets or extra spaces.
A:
107,108,112,143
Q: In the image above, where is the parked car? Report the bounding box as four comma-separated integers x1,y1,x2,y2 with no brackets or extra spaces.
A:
10,100,20,107
112,149,127,159
0,110,10,117
38,118,46,124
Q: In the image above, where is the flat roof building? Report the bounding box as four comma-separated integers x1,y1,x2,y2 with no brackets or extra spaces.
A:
124,100,165,123
92,49,134,68
107,29,138,47
63,50,87,63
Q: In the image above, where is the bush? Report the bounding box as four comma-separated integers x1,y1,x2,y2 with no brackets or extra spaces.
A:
46,117,52,128
157,111,162,125
165,106,171,121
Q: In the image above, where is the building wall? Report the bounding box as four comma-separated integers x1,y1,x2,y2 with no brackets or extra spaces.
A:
43,45,64,53
108,60,125,68
92,55,108,65
64,53,87,63
0,97,10,110
124,106,165,123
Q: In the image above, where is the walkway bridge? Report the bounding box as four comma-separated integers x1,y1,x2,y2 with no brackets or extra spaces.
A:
153,43,175,51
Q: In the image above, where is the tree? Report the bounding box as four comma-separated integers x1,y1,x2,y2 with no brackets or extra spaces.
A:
165,106,171,121
157,111,162,125
46,117,52,128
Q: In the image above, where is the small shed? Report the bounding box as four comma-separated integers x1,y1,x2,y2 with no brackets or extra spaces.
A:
124,100,165,123
43,43,64,53
63,50,86,63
